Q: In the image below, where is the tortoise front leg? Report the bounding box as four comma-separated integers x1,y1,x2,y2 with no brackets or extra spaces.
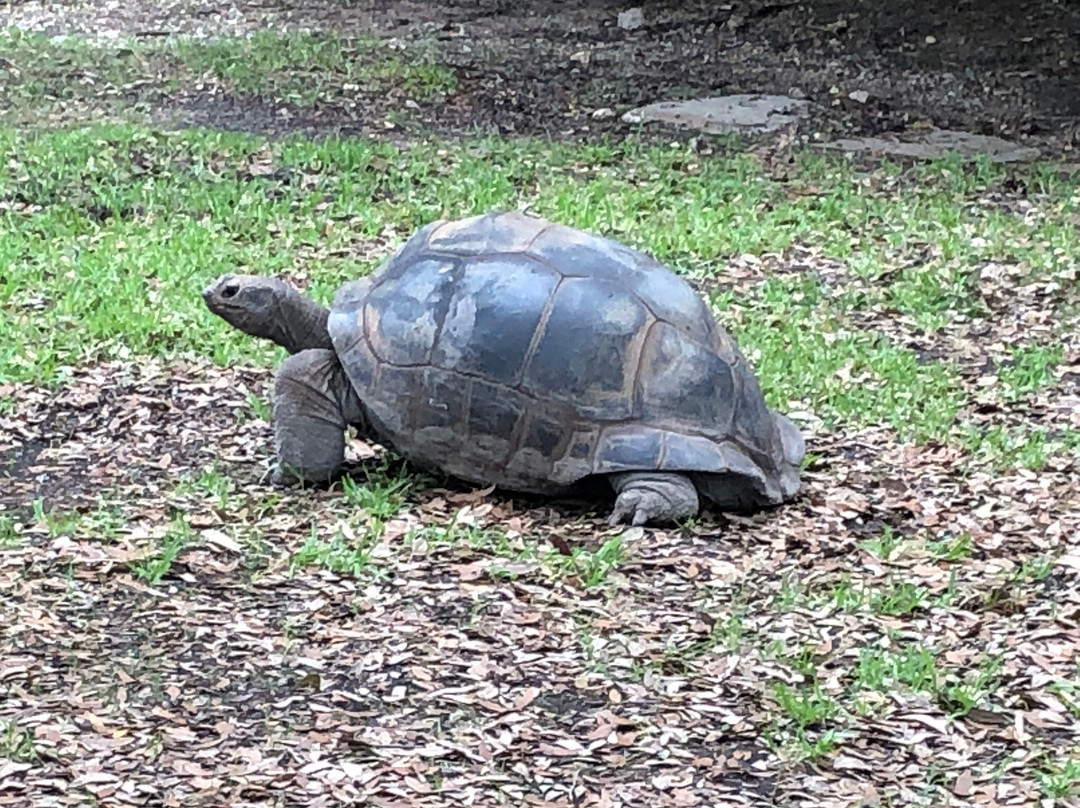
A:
606,471,700,526
271,349,362,486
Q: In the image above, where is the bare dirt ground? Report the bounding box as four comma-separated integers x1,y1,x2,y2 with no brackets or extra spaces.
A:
2,0,1078,154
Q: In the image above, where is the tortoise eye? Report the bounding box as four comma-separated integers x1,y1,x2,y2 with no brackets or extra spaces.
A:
221,282,240,299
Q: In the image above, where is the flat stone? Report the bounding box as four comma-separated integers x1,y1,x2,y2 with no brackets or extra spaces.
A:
617,7,644,30
823,128,1040,163
622,94,811,134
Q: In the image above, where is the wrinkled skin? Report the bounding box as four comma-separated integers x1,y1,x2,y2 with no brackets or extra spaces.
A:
202,274,333,356
202,274,697,525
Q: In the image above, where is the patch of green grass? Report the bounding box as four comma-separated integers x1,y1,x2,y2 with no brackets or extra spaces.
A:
1049,667,1080,719
823,574,943,616
773,678,838,730
1,123,1077,468
290,522,381,579
1036,754,1080,800
31,498,82,538
0,514,22,549
410,520,525,561
28,498,129,543
852,641,1002,719
925,531,974,562
244,391,272,422
997,343,1064,401
0,28,172,108
0,29,457,118
676,628,749,679
81,500,127,542
128,517,191,584
885,261,984,332
574,619,609,674
332,459,427,544
860,525,905,561
0,720,38,762
938,654,1003,717
768,680,842,762
715,279,968,441
828,576,868,611
545,535,626,589
868,580,931,616
854,643,939,697
1010,553,1056,584
770,572,806,609
175,465,236,510
339,464,414,522
974,553,1058,614
961,423,1080,471
174,31,457,104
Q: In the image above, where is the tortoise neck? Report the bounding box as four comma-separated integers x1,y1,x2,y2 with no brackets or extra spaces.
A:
275,288,333,355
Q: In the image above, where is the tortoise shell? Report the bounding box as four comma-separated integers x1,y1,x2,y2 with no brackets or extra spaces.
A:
327,211,801,509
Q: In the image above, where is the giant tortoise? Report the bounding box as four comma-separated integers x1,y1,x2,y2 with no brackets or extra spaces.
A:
202,211,804,526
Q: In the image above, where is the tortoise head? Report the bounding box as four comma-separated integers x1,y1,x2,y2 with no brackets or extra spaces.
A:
202,274,289,336
202,274,332,354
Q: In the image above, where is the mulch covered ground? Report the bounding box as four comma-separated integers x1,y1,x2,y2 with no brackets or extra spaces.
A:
1,334,1077,805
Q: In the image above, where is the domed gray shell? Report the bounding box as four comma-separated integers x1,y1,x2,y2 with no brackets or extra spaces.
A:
327,211,799,507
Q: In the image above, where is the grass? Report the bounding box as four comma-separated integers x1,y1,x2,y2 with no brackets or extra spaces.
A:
25,497,128,543
290,522,381,579
174,31,457,104
997,343,1064,401
174,465,237,510
339,462,419,523
128,516,192,584
768,681,842,760
1049,667,1080,720
853,640,1003,719
0,720,38,763
1037,754,1080,800
925,531,975,562
0,515,19,549
2,123,1077,468
0,28,457,117
550,536,627,589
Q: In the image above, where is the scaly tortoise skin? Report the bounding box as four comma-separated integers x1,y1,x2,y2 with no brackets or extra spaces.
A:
203,211,805,525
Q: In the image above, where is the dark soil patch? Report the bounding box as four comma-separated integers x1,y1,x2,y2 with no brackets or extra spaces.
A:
0,361,273,517
165,0,1080,154
0,436,49,484
3,0,1076,155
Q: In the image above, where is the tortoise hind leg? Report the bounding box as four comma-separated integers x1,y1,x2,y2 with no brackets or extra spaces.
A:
271,349,362,486
606,472,700,526
688,472,767,513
